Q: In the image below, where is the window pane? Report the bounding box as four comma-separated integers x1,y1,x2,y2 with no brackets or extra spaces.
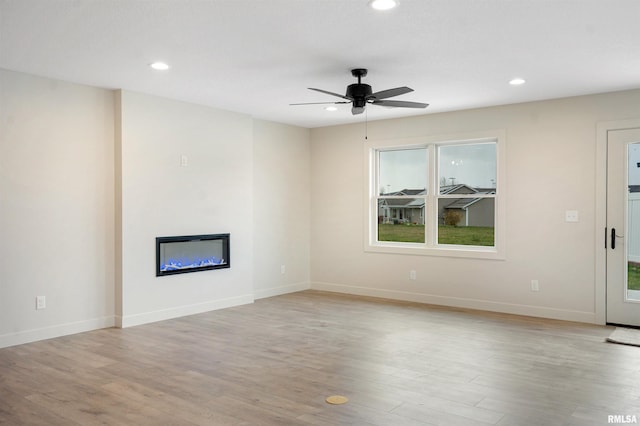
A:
378,197,425,243
438,198,494,246
379,148,427,195
439,143,496,191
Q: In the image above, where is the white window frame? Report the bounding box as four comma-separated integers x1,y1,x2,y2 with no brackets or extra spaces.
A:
364,130,506,260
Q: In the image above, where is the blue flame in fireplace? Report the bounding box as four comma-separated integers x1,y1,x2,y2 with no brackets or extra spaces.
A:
160,256,226,272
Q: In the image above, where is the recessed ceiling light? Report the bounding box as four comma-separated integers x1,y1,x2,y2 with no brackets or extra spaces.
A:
325,106,338,112
150,62,170,71
369,0,398,11
509,78,526,85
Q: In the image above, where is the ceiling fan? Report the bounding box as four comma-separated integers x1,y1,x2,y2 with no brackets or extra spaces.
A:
291,68,429,115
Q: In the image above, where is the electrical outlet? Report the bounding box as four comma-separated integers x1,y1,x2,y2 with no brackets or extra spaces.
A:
565,210,579,222
409,270,417,280
280,265,286,274
36,296,46,310
180,155,188,167
531,280,540,292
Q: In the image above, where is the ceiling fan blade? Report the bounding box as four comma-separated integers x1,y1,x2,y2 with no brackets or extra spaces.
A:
290,101,351,106
369,86,413,100
308,88,352,100
372,100,429,109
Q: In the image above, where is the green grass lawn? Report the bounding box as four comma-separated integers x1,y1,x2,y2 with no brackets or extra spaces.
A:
378,224,426,243
628,262,640,290
378,224,494,246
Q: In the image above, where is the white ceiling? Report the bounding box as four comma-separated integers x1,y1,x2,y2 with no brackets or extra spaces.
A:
2,0,640,129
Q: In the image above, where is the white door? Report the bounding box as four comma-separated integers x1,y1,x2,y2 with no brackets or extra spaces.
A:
607,127,640,326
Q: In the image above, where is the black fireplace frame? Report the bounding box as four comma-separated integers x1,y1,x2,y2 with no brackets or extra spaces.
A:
156,233,230,277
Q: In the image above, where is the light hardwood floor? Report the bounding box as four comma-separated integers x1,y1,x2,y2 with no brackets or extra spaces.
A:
1,290,639,425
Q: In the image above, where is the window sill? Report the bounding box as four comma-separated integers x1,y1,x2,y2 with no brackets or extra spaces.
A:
365,242,505,260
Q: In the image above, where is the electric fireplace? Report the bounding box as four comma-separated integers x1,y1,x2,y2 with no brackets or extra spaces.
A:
156,233,230,276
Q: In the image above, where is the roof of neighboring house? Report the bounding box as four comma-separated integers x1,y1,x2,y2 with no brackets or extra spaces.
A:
380,198,425,208
380,189,426,208
443,198,483,209
475,188,497,194
400,189,426,196
440,184,477,195
380,187,495,210
441,185,496,195
384,188,426,196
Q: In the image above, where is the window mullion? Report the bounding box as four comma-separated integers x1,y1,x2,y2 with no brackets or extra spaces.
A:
372,150,381,244
426,144,437,247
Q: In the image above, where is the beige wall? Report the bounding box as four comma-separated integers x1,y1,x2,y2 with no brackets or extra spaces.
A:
310,90,640,322
0,70,311,347
252,120,311,299
0,69,116,347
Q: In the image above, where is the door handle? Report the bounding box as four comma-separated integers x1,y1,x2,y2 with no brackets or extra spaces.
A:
611,227,624,249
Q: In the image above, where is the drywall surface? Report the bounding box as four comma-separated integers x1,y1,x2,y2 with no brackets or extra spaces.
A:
117,91,254,327
310,90,640,323
253,120,311,298
0,69,115,347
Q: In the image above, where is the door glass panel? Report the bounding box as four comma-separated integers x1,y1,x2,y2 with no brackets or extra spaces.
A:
627,143,640,300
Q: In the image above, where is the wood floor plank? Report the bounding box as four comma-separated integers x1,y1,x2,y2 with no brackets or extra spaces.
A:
2,290,640,425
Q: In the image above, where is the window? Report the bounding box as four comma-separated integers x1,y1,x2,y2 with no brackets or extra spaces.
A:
365,131,505,259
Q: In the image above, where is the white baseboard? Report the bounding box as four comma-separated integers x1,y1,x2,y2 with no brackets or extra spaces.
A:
310,281,597,324
118,294,254,328
0,316,116,349
254,282,310,300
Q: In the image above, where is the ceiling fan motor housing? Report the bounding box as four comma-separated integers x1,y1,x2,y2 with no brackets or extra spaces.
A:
346,83,372,108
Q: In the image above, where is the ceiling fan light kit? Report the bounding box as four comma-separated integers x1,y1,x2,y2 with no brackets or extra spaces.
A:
291,68,428,116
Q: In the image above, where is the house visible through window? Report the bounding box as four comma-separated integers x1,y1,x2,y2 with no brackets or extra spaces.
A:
367,133,504,259
378,148,427,243
437,143,496,246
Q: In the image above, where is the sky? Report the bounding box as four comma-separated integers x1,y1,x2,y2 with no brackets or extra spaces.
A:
379,148,427,194
379,142,496,194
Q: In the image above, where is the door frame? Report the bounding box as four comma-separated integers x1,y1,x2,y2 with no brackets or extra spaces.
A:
596,118,640,325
